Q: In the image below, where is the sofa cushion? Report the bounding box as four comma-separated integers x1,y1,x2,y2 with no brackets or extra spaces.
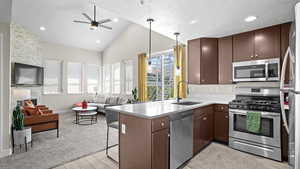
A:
117,97,128,104
23,107,39,116
95,95,106,103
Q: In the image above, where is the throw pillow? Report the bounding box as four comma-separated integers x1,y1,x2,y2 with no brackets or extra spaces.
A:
24,100,35,108
37,108,44,115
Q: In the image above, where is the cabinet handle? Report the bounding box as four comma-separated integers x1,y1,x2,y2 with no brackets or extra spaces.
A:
225,116,228,119
250,55,254,58
221,107,224,110
201,79,205,82
203,117,207,121
255,54,258,57
161,122,165,127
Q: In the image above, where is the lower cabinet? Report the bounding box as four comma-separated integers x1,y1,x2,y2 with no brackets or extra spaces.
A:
152,129,169,169
214,104,229,143
193,105,214,154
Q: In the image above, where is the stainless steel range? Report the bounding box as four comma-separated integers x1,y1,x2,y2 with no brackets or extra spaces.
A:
229,87,282,161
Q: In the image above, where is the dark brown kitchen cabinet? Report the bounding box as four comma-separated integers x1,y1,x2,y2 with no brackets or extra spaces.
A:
233,31,254,62
188,38,218,84
188,39,201,84
281,22,292,84
119,114,169,169
233,25,281,62
193,105,214,155
254,25,281,59
214,104,229,143
152,129,169,169
200,38,219,84
218,36,233,84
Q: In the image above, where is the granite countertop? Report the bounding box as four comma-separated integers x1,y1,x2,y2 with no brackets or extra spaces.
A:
106,98,231,119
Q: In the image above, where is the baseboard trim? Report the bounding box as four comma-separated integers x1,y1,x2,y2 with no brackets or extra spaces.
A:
0,148,12,158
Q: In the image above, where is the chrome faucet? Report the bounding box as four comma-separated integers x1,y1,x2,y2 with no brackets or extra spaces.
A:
177,80,188,103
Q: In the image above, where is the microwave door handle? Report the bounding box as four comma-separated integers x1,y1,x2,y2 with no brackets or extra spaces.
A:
265,62,269,81
280,47,291,134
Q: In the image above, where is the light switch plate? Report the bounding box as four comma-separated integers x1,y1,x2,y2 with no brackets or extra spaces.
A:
121,124,126,134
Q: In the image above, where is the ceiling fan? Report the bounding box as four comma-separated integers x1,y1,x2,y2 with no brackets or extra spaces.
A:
73,5,112,30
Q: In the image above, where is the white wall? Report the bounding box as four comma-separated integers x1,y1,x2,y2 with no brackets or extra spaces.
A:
40,42,101,111
102,23,175,91
0,0,12,158
10,23,101,112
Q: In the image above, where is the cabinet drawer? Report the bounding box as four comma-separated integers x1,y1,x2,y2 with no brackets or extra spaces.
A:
152,117,169,132
214,104,229,112
194,105,214,117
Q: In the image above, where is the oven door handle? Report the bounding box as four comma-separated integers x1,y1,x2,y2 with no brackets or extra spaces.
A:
229,109,280,117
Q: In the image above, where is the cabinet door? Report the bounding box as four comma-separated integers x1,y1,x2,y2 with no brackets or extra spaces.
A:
188,39,201,84
218,36,233,84
233,31,254,62
281,23,291,84
152,129,169,169
254,25,281,59
193,112,204,154
200,38,218,84
214,111,229,143
206,110,214,142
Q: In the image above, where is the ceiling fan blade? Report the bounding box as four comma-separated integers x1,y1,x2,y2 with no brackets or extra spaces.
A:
73,20,90,24
98,19,112,24
100,25,112,30
82,13,93,21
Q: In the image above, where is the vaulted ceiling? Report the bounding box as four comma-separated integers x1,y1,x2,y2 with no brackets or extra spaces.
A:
12,0,131,51
96,0,298,41
11,0,299,51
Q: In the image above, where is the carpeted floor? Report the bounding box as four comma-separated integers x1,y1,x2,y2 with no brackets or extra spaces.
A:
0,112,118,169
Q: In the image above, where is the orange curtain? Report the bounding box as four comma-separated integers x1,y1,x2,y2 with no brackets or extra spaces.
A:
138,53,148,102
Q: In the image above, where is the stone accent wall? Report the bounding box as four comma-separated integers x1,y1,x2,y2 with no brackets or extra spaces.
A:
10,23,42,106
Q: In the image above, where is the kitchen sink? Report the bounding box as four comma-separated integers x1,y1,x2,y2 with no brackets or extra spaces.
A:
172,101,202,105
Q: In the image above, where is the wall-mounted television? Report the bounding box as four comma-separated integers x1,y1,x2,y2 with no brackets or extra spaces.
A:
12,63,44,86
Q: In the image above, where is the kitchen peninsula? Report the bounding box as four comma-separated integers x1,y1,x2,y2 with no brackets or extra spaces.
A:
107,100,229,169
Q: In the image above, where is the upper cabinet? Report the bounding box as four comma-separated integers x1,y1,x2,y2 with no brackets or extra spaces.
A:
281,22,291,84
233,25,281,62
188,38,218,85
254,25,281,59
218,36,233,84
233,31,254,62
188,39,201,84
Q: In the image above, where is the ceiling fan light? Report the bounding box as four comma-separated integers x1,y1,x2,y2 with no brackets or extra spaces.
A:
91,25,98,30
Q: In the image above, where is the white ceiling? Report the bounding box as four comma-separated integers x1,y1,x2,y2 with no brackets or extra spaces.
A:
96,0,299,42
11,0,299,51
12,0,131,51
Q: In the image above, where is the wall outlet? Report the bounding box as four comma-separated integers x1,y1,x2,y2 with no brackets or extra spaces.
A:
121,124,126,134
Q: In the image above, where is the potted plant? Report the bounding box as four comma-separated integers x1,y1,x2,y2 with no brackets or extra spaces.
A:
128,88,139,104
12,105,31,146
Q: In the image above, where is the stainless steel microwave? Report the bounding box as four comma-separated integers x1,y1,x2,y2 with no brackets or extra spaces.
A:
232,58,280,82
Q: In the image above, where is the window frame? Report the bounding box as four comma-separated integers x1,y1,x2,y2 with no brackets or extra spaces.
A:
43,59,63,95
67,62,83,94
86,64,100,94
112,62,121,94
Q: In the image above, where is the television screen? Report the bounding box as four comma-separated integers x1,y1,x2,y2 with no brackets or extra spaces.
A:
14,63,44,86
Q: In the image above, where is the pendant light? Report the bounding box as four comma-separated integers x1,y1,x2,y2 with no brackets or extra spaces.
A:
147,18,154,66
174,32,180,76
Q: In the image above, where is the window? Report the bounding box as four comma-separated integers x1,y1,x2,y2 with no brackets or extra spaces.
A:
67,62,82,94
112,63,121,94
147,50,174,101
86,64,99,94
103,64,111,94
43,60,63,94
124,60,134,94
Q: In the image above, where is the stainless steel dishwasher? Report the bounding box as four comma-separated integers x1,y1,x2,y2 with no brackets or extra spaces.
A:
169,110,193,169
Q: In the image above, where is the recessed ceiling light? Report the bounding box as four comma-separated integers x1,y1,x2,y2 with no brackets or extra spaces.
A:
189,20,198,25
244,16,257,22
96,40,101,44
40,26,46,31
113,18,119,22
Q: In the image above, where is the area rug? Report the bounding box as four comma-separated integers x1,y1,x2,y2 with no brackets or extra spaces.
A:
0,112,118,169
